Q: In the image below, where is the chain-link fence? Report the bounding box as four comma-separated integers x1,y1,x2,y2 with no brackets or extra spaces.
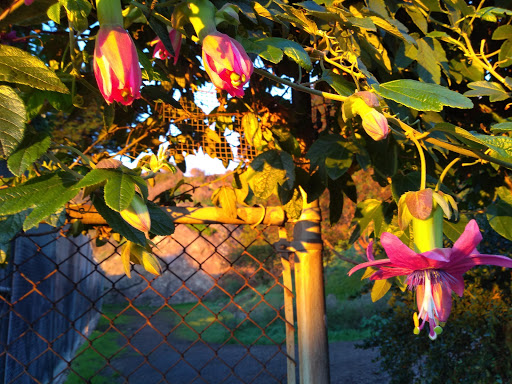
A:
0,218,300,384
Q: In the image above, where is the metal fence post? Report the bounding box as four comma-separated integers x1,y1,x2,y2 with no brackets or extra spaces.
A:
292,190,330,384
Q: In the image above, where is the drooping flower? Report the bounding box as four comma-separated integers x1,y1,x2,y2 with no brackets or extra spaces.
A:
348,220,512,340
152,29,182,64
201,31,253,97
93,25,142,105
342,91,389,141
24,0,34,5
360,108,389,141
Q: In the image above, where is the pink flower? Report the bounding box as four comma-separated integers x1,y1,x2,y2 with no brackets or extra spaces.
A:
93,25,142,106
152,29,182,65
361,108,389,141
202,31,253,98
24,0,34,5
349,220,512,340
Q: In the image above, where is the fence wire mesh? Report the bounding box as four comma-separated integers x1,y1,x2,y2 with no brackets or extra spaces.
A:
0,220,296,384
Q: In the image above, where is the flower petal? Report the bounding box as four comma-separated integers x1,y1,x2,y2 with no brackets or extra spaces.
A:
432,280,452,322
347,258,393,276
381,232,431,270
450,219,482,263
447,253,512,275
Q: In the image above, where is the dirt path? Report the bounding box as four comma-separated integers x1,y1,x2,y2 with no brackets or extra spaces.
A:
105,313,389,383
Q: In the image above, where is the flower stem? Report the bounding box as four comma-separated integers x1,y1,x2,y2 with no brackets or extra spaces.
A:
436,158,460,192
408,132,427,190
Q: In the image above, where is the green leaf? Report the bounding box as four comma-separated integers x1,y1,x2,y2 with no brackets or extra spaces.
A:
76,168,112,189
464,81,510,102
104,172,136,212
491,122,512,133
405,5,427,34
443,215,470,243
0,85,26,158
47,2,61,24
430,123,487,149
0,45,69,93
320,70,356,96
23,179,80,230
137,48,164,82
373,79,473,112
7,129,51,176
211,186,238,219
327,176,344,224
471,134,512,165
248,150,295,200
349,199,383,244
492,25,512,40
147,202,174,236
60,0,92,31
242,112,264,149
121,242,133,277
0,172,78,215
371,279,391,302
283,188,303,220
416,39,441,84
254,37,312,70
475,7,512,22
487,190,512,242
0,211,28,243
498,39,512,68
92,194,147,246
307,134,353,181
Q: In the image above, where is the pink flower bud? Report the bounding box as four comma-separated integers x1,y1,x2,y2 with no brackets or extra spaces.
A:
360,108,389,141
24,0,34,5
201,31,253,98
152,29,182,65
93,26,142,106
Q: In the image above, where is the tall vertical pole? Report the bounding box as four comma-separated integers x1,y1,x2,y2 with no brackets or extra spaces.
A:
293,190,330,384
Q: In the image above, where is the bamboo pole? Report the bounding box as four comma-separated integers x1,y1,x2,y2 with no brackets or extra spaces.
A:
67,204,286,226
292,190,330,384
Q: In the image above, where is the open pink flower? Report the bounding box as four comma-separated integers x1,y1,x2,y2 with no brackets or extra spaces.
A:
349,220,512,340
202,31,253,97
152,29,182,65
94,26,142,105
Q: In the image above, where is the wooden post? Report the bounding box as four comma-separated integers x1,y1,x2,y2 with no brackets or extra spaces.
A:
292,191,330,384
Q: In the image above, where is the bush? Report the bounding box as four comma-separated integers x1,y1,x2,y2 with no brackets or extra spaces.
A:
360,267,512,384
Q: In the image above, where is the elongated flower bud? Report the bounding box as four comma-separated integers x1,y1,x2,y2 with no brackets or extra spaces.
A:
120,195,151,233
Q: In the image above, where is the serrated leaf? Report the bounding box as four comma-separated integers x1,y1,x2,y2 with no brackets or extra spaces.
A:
92,194,147,246
373,79,473,111
104,172,136,212
248,150,295,200
0,45,69,93
0,85,26,158
371,279,391,302
47,2,61,24
211,186,238,219
254,37,312,70
238,36,284,64
76,168,112,189
471,134,512,165
23,180,80,230
491,122,512,133
0,211,28,243
7,130,51,176
0,172,78,215
464,81,510,102
147,202,174,236
430,123,487,149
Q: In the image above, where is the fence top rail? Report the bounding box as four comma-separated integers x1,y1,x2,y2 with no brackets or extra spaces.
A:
67,204,286,226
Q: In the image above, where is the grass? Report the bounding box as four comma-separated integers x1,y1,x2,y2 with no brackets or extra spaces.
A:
63,254,384,382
